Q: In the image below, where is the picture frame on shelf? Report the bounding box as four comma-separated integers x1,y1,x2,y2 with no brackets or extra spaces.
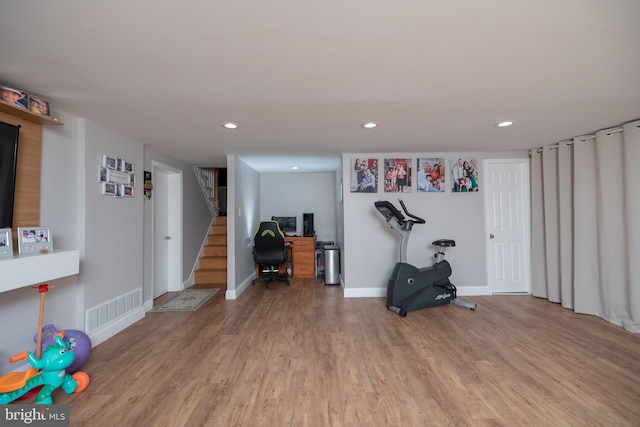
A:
0,228,13,258
0,85,28,109
27,94,52,117
17,227,53,254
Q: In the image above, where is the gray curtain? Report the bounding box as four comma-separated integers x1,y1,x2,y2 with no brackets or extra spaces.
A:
531,119,640,333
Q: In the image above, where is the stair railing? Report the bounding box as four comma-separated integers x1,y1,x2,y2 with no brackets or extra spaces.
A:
193,166,218,216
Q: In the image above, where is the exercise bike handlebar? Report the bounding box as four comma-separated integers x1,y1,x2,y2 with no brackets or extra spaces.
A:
398,198,425,224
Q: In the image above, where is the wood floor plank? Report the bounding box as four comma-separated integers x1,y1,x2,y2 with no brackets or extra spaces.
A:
35,282,640,426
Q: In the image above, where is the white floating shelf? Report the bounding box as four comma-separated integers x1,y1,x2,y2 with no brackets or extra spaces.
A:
0,250,80,293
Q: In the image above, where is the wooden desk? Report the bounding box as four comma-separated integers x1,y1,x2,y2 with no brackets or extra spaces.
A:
285,236,316,278
255,236,317,279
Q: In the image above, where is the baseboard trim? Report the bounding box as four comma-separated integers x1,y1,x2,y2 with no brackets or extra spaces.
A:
343,285,491,298
88,306,145,347
226,274,252,300
344,287,386,298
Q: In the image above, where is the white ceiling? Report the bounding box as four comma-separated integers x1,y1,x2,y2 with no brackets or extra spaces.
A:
1,1,639,172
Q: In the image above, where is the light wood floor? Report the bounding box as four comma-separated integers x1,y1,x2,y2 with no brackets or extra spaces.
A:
51,280,640,426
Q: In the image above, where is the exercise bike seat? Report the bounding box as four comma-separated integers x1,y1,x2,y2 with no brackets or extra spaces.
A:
432,239,455,247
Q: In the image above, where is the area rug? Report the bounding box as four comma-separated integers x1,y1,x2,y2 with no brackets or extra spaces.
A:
150,288,219,312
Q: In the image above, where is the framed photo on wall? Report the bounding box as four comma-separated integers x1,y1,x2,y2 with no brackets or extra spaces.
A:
350,157,379,193
384,158,411,193
0,228,13,258
416,157,445,192
450,157,479,192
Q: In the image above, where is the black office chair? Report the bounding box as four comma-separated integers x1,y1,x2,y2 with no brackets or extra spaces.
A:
252,220,292,288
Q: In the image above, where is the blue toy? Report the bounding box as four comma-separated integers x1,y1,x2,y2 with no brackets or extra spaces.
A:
0,334,90,404
36,324,91,374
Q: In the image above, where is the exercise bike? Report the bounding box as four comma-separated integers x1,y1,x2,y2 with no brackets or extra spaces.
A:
374,199,477,317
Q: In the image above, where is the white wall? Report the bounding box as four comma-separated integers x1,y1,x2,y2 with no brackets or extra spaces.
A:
259,172,337,243
0,112,213,373
342,152,528,296
226,156,261,298
143,146,212,301
82,121,144,308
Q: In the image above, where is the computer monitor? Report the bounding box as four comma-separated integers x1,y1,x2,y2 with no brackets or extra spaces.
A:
271,216,297,234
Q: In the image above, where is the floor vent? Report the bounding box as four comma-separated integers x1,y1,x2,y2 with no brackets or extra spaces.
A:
85,288,142,334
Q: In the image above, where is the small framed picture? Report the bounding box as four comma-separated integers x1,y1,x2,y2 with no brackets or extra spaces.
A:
114,183,124,198
128,173,136,187
27,94,52,117
102,182,116,195
17,227,53,254
116,157,124,172
102,154,117,170
98,166,108,182
0,228,13,258
123,186,134,197
123,160,134,173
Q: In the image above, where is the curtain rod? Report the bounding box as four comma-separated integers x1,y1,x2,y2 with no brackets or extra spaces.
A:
531,120,639,154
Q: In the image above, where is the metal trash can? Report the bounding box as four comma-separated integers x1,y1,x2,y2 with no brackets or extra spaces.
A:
324,245,340,285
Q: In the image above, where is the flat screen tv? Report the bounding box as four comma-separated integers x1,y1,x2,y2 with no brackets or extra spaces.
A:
0,122,20,228
271,216,297,234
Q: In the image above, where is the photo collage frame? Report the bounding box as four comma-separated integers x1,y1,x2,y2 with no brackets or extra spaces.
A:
98,154,136,198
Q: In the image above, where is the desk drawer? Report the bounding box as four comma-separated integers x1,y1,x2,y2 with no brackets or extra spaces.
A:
292,240,315,251
294,263,316,278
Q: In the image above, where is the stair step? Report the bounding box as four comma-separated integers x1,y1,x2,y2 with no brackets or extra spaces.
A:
208,234,227,245
210,225,227,235
199,256,227,269
194,269,227,283
204,245,227,257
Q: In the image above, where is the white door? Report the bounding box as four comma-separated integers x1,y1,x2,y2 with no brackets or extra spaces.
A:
152,162,183,299
484,159,531,293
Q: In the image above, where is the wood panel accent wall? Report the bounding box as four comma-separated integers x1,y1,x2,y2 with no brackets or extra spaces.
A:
0,110,42,247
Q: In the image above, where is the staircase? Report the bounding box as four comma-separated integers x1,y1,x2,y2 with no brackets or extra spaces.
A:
193,166,218,216
194,216,227,288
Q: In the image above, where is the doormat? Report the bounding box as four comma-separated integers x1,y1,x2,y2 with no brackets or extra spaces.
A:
150,288,219,312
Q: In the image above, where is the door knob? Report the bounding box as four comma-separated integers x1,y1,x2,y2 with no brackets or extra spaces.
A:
489,234,494,239
165,236,171,240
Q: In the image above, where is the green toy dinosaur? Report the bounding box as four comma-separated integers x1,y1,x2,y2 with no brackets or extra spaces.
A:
0,334,89,404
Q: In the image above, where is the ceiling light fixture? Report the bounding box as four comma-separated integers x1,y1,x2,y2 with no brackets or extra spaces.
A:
496,121,513,127
223,122,238,129
291,166,299,170
362,122,377,129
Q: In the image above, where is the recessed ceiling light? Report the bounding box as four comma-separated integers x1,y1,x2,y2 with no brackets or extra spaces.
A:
291,166,299,170
223,122,238,129
496,121,513,127
362,122,377,129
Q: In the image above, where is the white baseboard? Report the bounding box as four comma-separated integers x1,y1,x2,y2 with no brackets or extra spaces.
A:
457,286,491,296
88,306,145,347
343,285,491,298
343,287,386,298
226,274,253,300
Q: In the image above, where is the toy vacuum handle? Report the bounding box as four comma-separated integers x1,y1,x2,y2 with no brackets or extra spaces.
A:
9,351,28,363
